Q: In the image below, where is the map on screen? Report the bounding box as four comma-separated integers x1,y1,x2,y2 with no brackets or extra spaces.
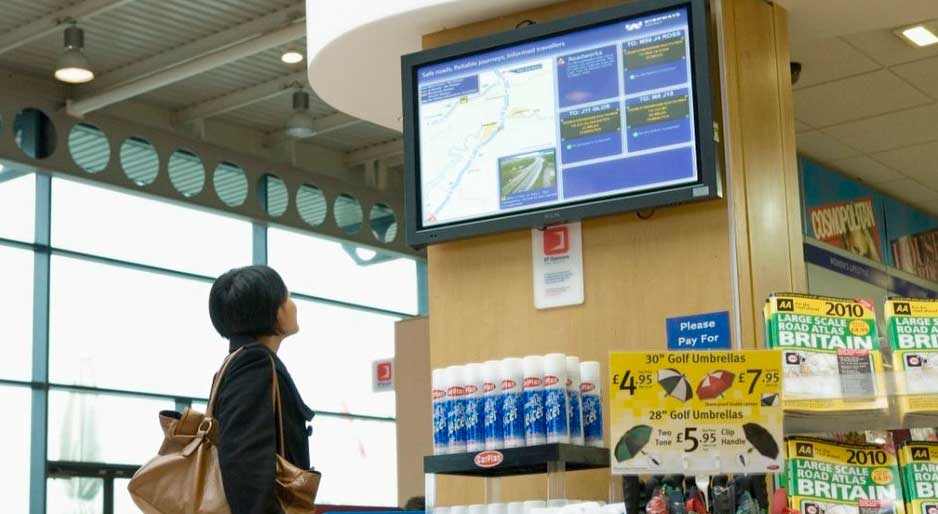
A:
416,6,698,228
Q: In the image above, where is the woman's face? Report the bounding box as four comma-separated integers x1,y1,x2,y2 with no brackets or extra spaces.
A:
277,297,300,337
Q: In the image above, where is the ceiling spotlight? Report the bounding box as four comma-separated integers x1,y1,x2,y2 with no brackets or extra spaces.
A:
281,49,304,64
286,90,316,138
55,24,94,84
898,25,938,47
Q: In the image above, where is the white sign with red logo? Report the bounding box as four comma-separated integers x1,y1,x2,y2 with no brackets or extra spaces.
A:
474,450,504,468
532,222,584,310
372,358,394,392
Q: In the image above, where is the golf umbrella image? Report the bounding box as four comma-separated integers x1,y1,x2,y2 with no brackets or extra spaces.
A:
696,370,735,399
615,424,660,465
761,393,780,407
737,422,780,466
657,368,693,402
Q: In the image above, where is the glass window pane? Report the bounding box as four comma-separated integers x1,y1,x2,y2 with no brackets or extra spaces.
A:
48,389,174,465
50,255,226,397
0,169,35,242
51,177,252,277
0,386,31,514
115,478,137,514
0,245,33,380
279,299,398,417
268,228,419,314
47,477,103,514
310,416,397,507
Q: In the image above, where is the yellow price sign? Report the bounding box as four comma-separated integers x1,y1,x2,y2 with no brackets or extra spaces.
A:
609,350,784,475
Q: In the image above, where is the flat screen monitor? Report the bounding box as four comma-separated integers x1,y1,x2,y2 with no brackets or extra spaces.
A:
402,0,719,246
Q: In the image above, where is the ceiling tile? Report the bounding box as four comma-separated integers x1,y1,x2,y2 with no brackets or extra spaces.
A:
797,131,862,162
913,198,938,216
892,56,938,100
875,178,938,204
793,70,931,127
830,156,903,185
842,28,938,66
874,141,938,188
795,119,813,133
790,37,881,89
821,103,938,153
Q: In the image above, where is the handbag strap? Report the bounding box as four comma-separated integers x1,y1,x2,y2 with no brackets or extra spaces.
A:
203,344,287,457
205,346,248,418
269,355,287,458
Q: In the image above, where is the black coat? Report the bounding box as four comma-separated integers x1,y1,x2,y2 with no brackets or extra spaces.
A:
215,337,315,514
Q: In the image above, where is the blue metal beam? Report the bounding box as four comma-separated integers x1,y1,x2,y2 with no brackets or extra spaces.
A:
29,173,51,514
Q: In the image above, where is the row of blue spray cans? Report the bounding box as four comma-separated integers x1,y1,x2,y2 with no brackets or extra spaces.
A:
432,353,604,455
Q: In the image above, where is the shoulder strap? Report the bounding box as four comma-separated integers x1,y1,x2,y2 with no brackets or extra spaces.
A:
269,355,287,458
205,346,248,418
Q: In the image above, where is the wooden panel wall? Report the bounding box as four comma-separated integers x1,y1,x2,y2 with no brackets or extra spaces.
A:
395,317,432,507
420,0,804,505
720,0,807,346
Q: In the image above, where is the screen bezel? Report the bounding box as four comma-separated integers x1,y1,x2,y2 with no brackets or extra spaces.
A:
402,0,719,247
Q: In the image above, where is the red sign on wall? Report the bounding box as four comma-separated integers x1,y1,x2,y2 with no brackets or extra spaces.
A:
372,359,394,392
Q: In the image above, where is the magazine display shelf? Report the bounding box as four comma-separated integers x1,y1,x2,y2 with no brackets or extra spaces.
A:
423,444,609,510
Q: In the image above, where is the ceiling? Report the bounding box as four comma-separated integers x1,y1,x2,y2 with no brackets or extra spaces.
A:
0,0,402,175
788,0,938,215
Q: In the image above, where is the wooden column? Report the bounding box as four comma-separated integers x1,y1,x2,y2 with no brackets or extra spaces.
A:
420,0,805,504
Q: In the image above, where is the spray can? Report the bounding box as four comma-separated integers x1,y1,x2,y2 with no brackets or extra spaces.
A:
447,364,467,453
483,359,503,449
544,353,570,444
432,368,449,455
580,361,603,447
523,355,546,446
500,357,524,448
464,363,485,452
566,356,584,445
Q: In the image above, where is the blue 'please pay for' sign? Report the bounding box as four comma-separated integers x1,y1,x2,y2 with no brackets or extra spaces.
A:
666,311,731,350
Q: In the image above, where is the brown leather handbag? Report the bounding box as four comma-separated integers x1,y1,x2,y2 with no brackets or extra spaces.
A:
128,347,321,514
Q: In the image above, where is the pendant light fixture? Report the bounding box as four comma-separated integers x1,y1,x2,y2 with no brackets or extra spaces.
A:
55,23,94,84
286,90,316,138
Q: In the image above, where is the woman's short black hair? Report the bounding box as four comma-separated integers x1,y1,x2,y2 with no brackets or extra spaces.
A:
209,265,289,338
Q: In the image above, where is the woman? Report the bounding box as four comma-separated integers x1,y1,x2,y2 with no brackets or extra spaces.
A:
208,265,315,514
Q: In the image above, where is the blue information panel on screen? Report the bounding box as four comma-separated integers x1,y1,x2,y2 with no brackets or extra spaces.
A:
416,7,698,228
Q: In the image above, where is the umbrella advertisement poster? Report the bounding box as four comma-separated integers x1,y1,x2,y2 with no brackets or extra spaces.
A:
608,350,784,475
786,437,905,514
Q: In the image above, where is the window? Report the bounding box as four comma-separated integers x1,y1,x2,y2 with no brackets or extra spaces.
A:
0,245,33,380
279,298,399,417
51,178,252,276
268,227,418,314
0,169,35,242
49,255,226,397
0,386,31,514
310,416,397,506
47,477,103,514
47,389,174,465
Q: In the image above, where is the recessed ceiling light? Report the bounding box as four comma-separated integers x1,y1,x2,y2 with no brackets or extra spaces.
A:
281,50,304,64
899,25,938,47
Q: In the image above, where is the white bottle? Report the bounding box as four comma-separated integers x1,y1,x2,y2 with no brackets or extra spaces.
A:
500,357,525,448
544,353,570,444
432,368,449,455
447,365,467,453
566,356,585,446
465,362,485,452
483,359,504,449
580,361,604,447
522,355,547,446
